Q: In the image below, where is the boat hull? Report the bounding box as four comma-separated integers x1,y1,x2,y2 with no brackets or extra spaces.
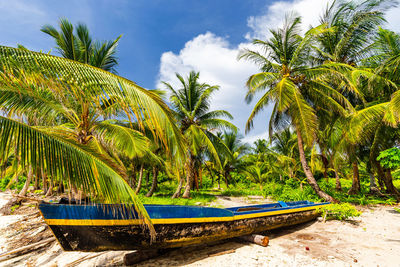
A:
39,201,328,251
47,209,318,251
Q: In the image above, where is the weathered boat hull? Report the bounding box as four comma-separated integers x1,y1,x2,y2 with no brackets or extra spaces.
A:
39,201,329,251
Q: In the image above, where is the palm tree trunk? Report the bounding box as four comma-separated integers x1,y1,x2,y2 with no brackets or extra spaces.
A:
295,128,335,202
224,171,229,188
383,170,400,199
320,153,329,181
367,160,381,195
172,176,184,199
182,155,195,198
57,180,64,194
135,164,144,194
199,168,203,188
182,171,194,198
41,170,48,194
372,157,396,195
194,170,199,190
373,159,386,191
19,166,33,196
348,161,361,195
45,177,53,197
145,170,150,187
33,170,39,190
334,169,342,191
146,167,159,197
217,173,221,190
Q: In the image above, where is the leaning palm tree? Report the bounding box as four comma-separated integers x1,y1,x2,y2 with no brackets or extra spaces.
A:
238,15,351,202
0,46,186,235
41,18,121,73
163,71,236,198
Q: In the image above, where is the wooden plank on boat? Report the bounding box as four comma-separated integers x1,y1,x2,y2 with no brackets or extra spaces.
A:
239,234,269,246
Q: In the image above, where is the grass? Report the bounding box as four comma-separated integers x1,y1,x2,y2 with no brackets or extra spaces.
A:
139,192,216,206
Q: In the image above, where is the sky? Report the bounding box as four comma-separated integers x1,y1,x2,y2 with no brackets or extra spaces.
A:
1,0,400,143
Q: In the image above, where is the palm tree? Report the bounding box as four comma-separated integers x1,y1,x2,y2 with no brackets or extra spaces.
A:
238,15,350,202
243,162,269,190
41,18,121,73
163,71,236,198
315,0,391,65
0,46,186,235
270,128,301,181
218,131,250,187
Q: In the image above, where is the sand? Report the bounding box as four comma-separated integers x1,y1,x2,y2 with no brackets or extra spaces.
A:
0,192,399,267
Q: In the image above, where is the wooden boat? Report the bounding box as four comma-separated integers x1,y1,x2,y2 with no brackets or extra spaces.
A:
38,200,329,252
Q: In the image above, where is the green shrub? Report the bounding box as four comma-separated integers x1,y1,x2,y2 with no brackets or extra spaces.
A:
317,203,361,221
377,147,400,170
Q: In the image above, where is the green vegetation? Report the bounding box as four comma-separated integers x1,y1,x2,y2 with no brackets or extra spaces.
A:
317,203,362,221
1,0,400,226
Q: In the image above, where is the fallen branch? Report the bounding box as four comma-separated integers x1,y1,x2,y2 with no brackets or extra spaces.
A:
238,234,269,247
0,237,55,262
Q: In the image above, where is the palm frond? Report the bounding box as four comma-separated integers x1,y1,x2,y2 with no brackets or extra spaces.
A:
93,120,151,159
0,46,185,166
0,116,155,235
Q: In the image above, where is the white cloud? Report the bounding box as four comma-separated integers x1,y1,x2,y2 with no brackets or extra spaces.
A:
246,0,332,40
385,5,400,32
157,32,268,141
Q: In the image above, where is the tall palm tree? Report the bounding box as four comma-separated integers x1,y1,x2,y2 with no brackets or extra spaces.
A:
41,18,121,73
238,15,350,202
163,71,236,198
0,46,186,235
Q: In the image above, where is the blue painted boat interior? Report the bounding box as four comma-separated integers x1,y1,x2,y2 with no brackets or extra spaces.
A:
39,201,329,220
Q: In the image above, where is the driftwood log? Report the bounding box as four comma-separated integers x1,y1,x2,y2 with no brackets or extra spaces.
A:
239,234,269,246
123,249,171,265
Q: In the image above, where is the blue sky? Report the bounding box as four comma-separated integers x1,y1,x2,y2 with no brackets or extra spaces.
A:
1,0,400,143
0,0,269,85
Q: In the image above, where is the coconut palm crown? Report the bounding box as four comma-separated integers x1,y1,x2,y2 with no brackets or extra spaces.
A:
163,71,236,198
